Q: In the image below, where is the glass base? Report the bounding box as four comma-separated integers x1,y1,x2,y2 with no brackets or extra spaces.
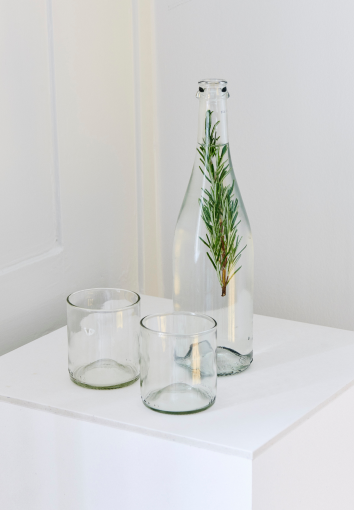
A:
143,383,215,415
217,348,253,376
69,358,139,389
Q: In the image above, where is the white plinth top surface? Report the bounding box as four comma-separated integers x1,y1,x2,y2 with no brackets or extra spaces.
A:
1,295,354,460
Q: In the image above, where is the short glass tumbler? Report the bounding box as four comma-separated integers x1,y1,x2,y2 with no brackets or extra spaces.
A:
140,312,217,414
67,288,140,389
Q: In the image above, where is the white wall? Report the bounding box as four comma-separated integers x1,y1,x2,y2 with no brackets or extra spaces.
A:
0,0,138,354
148,0,354,330
1,0,353,354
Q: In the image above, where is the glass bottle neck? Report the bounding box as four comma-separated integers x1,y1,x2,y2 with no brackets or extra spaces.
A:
197,96,229,146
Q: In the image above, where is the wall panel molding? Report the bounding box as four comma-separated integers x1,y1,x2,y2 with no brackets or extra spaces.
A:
46,0,62,247
132,0,164,297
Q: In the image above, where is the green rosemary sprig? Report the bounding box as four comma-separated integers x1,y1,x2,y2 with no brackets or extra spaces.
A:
198,110,246,297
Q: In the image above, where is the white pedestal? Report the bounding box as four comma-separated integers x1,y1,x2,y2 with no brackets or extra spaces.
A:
1,295,354,509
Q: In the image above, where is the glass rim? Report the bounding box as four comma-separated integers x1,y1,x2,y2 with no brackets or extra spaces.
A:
140,311,217,337
67,288,140,312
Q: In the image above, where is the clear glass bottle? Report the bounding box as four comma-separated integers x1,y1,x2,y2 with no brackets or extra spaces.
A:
173,79,254,376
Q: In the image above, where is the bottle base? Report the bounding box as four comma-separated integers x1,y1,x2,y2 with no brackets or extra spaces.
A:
217,348,253,376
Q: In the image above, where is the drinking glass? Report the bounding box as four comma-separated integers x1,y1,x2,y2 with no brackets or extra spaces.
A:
67,288,140,389
140,312,217,414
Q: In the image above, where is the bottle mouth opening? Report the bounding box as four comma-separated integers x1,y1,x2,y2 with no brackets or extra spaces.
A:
198,79,227,88
197,79,229,98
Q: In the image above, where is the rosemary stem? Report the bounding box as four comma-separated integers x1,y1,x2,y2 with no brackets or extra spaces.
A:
222,269,226,297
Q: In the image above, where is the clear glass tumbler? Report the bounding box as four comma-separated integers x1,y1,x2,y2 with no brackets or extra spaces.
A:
67,288,140,389
140,312,217,414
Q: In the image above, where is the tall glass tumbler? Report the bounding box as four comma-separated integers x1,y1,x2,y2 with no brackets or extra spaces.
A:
67,288,140,389
140,312,217,414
